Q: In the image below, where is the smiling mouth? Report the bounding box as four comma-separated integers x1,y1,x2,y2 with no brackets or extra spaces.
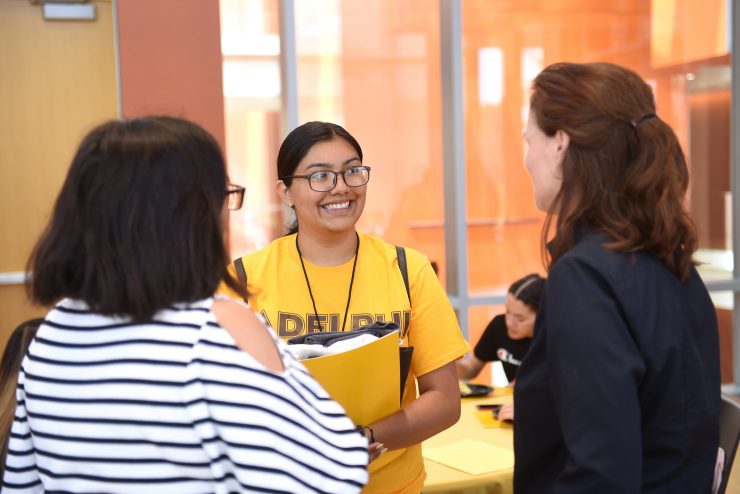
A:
322,201,351,211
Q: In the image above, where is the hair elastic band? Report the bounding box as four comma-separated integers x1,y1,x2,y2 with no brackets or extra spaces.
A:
630,113,656,128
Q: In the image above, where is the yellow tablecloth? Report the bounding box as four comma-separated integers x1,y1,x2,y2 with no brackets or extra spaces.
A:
422,393,514,494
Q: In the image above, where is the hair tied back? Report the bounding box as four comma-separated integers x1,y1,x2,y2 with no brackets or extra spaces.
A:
513,276,537,299
630,113,657,128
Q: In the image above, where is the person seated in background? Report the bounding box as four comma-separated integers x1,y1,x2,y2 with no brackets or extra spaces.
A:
0,318,42,480
1,116,368,493
456,273,545,384
456,274,545,423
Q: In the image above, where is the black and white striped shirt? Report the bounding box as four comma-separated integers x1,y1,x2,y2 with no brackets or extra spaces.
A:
2,298,368,493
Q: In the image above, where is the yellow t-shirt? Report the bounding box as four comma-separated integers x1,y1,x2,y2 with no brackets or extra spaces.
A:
226,232,469,493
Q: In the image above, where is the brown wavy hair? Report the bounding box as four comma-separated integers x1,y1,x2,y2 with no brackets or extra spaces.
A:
530,62,697,281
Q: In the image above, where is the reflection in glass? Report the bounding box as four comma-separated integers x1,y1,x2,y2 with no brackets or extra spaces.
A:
220,0,731,304
220,0,282,254
462,0,730,295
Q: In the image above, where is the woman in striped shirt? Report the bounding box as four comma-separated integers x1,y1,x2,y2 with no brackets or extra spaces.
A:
2,116,368,493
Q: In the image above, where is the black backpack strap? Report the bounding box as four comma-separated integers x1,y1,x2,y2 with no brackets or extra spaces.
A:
395,246,411,304
233,257,249,304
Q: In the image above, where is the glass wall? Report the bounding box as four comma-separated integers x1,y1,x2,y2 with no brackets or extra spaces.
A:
221,0,736,384
459,0,732,382
220,0,283,255
294,0,449,278
462,0,730,289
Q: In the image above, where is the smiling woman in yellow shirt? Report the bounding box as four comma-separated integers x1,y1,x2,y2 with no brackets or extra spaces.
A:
227,121,469,494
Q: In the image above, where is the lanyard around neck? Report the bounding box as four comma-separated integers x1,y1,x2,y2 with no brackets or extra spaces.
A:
295,232,360,333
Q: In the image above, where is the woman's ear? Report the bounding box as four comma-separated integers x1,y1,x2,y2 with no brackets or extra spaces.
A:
552,130,570,176
554,130,570,160
276,180,293,208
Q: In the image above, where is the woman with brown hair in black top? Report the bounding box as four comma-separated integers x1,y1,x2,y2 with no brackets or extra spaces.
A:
514,62,719,494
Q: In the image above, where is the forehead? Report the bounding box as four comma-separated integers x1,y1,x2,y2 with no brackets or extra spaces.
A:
524,110,540,134
505,293,533,315
296,138,360,172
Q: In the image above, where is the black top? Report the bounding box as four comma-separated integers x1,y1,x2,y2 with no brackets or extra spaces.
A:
473,314,531,382
514,230,720,494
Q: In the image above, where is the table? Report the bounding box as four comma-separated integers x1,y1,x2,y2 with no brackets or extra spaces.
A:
422,393,514,494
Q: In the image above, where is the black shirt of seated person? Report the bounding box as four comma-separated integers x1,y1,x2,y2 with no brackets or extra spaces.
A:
473,314,531,383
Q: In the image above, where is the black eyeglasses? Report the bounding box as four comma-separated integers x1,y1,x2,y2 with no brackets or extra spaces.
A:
282,165,371,192
226,183,245,211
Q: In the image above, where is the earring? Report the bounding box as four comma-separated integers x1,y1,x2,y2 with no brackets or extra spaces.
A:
288,202,294,209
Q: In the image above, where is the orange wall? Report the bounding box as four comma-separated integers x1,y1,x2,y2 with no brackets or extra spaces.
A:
117,0,226,149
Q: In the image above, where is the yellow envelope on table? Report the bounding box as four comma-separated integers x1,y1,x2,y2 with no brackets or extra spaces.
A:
299,330,401,426
423,439,515,475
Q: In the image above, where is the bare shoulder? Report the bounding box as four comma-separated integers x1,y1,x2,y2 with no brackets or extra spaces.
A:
212,298,285,373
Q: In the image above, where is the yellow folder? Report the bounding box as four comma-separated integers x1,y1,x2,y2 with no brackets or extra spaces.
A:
299,330,401,426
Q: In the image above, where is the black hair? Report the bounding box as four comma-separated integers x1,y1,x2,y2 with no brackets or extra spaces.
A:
277,121,363,234
27,116,245,321
508,273,546,311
